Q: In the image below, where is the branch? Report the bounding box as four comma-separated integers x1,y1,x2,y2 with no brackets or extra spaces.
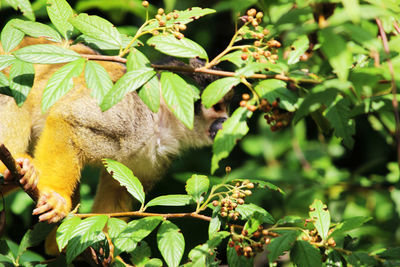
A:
376,18,400,166
80,54,321,84
76,211,212,222
0,144,39,201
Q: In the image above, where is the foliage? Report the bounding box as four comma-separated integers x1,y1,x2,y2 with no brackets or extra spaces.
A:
0,0,400,266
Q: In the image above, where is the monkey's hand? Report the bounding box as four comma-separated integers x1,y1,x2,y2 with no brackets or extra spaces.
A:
33,191,69,223
3,158,38,191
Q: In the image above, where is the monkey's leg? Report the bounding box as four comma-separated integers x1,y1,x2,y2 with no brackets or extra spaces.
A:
32,116,82,223
92,170,133,214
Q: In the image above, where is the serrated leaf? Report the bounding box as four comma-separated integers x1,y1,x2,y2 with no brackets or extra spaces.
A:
244,212,264,235
235,62,266,77
1,19,25,53
377,247,400,260
211,107,251,173
188,231,229,266
157,221,185,267
288,35,309,65
236,204,275,224
5,0,35,21
267,231,299,262
147,35,208,60
11,19,62,42
309,199,331,241
85,61,113,104
9,59,34,106
47,0,75,40
145,195,192,208
319,28,352,81
41,58,85,112
325,97,355,148
341,0,360,23
201,77,240,108
346,251,377,266
293,88,338,124
100,68,155,111
17,223,54,259
185,174,209,203
107,218,128,256
69,13,122,49
103,159,145,204
276,216,303,225
76,33,142,51
160,72,194,129
0,55,16,71
56,216,82,251
66,215,108,263
127,48,150,72
291,240,322,267
130,241,153,266
220,50,245,67
330,216,372,238
208,208,221,238
114,217,162,253
234,179,285,195
255,79,297,112
138,76,160,113
0,239,15,262
227,243,253,267
143,7,215,32
13,44,82,64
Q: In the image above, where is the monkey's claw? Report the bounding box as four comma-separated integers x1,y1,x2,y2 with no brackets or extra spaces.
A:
33,191,69,223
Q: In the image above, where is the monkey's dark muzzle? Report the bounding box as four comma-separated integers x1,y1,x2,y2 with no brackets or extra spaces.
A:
209,117,227,139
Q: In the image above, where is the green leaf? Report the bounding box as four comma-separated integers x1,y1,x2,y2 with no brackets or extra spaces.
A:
69,13,122,49
291,240,322,267
103,159,145,204
330,216,372,238
276,216,303,225
138,76,160,113
288,35,309,65
293,88,338,124
56,216,82,251
0,55,16,71
185,174,209,203
147,35,208,60
309,199,331,241
84,61,113,104
377,247,400,260
346,251,377,266
106,218,127,256
100,68,155,111
47,0,75,40
220,50,245,67
66,215,108,263
0,239,15,262
235,62,266,77
227,243,253,267
211,107,252,173
325,97,355,148
17,223,54,259
157,221,185,267
114,217,162,253
145,195,192,208
5,0,35,21
341,0,360,23
127,48,150,72
9,59,34,106
268,231,299,262
11,19,62,42
130,241,162,267
208,207,221,238
1,19,25,53
234,179,285,195
0,72,11,96
244,212,264,235
319,28,352,81
41,58,85,112
188,231,229,266
201,77,240,108
236,204,275,224
255,79,297,112
160,72,194,129
14,44,81,64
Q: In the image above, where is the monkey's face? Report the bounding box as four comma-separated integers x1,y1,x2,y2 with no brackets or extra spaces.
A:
191,97,230,147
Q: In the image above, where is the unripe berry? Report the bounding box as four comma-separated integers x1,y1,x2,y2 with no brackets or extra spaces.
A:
173,12,179,19
254,40,261,47
240,100,247,107
155,14,162,20
252,20,259,27
247,183,254,189
242,93,250,100
158,8,164,15
142,1,149,8
212,200,219,207
241,53,248,60
159,20,166,27
178,24,187,31
247,8,257,17
265,237,271,244
166,14,172,20
247,105,257,112
256,12,264,19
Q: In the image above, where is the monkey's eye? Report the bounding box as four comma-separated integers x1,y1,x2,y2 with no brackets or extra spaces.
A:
212,103,223,112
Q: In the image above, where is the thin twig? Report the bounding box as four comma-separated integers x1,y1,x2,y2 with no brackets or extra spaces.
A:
376,18,400,166
77,211,212,221
394,21,400,35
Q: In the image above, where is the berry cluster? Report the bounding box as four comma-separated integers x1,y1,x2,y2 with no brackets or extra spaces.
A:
142,2,186,39
239,93,257,112
228,225,280,258
239,9,281,64
212,180,254,221
260,98,293,131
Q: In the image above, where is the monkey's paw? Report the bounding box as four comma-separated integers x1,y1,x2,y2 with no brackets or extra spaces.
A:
3,158,38,191
32,191,69,223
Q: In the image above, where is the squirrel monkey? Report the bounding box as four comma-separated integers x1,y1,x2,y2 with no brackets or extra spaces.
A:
0,37,229,224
